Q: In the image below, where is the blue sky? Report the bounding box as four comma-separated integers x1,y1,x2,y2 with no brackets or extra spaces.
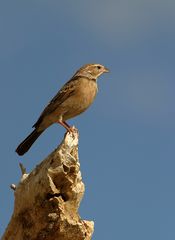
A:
0,1,175,239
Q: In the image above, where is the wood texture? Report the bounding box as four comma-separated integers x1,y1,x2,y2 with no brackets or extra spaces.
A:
2,130,94,240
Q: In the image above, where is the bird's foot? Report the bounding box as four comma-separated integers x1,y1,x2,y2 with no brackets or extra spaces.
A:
64,126,78,139
57,120,78,136
68,125,78,133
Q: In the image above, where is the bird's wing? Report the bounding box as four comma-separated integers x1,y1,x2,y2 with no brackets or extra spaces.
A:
33,77,78,128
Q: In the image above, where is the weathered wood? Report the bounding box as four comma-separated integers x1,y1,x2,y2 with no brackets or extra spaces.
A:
2,130,94,240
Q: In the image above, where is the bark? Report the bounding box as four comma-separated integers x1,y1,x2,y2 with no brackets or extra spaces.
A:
2,130,94,240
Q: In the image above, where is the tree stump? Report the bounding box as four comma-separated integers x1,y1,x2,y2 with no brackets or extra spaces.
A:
2,130,94,240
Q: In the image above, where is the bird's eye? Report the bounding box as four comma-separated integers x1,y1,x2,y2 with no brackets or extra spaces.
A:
97,66,101,69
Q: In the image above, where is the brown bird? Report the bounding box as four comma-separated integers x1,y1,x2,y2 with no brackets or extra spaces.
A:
16,63,109,155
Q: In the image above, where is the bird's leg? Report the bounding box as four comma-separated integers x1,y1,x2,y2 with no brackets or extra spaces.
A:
63,121,71,128
63,121,78,134
57,120,73,133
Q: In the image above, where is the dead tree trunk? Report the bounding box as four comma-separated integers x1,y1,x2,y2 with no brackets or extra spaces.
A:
2,131,94,240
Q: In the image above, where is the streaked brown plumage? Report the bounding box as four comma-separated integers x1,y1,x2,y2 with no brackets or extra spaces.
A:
16,63,109,155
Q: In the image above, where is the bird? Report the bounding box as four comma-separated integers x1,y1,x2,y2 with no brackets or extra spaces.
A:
16,63,109,156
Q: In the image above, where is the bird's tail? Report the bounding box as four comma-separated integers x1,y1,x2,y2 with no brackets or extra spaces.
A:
16,129,43,156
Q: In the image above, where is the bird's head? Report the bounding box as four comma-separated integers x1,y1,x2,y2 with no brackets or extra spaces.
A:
74,63,109,80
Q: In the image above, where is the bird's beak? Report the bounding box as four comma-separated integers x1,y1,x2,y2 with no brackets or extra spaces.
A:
103,67,109,73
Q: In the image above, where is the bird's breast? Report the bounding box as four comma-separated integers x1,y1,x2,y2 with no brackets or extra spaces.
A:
62,78,98,120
